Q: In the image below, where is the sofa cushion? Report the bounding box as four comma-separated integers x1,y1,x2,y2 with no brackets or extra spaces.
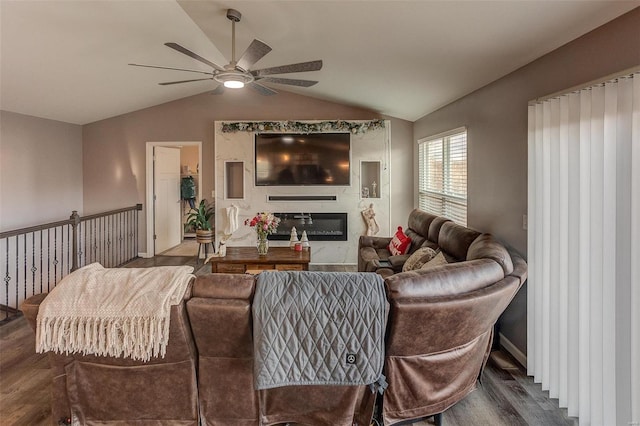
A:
428,216,451,243
403,228,426,254
388,255,410,271
466,234,514,276
407,209,437,238
388,226,412,256
438,222,481,261
402,247,438,272
419,251,448,270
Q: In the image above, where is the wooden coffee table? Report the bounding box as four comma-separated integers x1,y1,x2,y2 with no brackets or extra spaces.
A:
209,246,310,274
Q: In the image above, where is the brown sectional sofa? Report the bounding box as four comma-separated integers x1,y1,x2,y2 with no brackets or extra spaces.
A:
23,211,526,425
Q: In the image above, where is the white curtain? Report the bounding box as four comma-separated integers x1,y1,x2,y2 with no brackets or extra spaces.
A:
527,71,639,426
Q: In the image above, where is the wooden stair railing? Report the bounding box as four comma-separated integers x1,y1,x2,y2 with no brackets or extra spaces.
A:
0,204,143,323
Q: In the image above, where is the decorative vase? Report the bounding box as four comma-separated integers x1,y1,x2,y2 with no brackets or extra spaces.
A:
257,233,269,255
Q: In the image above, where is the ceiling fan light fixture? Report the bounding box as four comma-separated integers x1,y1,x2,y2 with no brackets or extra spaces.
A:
224,80,245,89
215,71,254,89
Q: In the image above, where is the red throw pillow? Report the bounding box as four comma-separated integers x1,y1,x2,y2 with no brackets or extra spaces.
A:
388,226,412,256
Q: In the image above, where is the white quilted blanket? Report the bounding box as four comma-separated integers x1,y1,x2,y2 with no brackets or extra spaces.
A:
36,263,194,361
252,271,387,389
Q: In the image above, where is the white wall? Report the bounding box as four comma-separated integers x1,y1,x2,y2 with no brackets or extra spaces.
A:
0,110,83,230
214,121,391,264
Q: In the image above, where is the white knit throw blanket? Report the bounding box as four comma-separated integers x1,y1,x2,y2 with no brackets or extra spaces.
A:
36,263,194,361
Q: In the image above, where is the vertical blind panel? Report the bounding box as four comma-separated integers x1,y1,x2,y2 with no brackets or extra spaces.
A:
588,85,605,426
602,81,618,423
566,91,581,418
577,87,592,425
542,101,552,390
558,94,570,408
631,74,640,425
548,98,561,399
534,102,544,384
528,72,639,425
526,105,536,377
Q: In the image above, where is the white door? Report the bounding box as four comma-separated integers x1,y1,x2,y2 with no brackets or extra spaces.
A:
154,147,181,254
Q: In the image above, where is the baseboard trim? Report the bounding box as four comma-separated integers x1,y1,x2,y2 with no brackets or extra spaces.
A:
138,252,152,259
499,332,527,368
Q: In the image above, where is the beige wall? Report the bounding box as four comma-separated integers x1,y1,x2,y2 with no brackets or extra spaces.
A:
413,8,640,355
82,90,413,254
0,110,83,230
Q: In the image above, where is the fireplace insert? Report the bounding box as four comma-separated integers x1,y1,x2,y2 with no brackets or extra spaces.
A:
270,213,347,241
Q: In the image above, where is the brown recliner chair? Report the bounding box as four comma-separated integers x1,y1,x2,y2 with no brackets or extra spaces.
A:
187,273,378,426
381,248,527,425
21,281,198,425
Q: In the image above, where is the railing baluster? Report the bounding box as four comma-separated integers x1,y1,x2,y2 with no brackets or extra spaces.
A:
47,229,51,292
15,236,19,317
4,239,9,321
23,234,27,301
31,232,35,297
40,230,43,294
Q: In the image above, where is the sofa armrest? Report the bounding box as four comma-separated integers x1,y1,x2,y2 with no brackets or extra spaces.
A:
384,259,505,300
21,293,48,331
359,236,394,272
359,235,392,250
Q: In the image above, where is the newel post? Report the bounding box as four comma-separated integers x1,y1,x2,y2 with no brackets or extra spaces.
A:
70,210,81,271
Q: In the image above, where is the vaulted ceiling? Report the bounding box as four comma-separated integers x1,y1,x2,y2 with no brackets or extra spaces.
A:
1,1,637,125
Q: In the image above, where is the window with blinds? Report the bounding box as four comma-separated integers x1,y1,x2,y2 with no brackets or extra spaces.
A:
418,128,467,226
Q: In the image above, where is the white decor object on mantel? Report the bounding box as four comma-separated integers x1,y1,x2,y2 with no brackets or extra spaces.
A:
300,231,310,251
289,226,299,250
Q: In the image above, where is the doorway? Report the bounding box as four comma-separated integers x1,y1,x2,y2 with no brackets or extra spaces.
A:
145,141,202,257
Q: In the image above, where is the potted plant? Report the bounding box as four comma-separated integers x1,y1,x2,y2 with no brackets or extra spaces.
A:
186,200,214,244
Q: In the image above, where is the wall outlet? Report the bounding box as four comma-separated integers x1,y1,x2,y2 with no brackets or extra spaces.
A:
211,190,215,198
522,214,528,230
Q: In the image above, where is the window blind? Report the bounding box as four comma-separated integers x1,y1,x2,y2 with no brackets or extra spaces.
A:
418,129,467,226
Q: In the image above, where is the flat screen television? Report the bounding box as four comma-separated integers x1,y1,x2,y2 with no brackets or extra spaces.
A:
255,133,351,186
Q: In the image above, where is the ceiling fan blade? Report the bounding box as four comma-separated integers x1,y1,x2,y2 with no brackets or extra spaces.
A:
165,42,224,71
236,39,272,72
210,85,225,95
251,60,323,77
248,82,277,96
159,78,213,86
129,63,214,76
256,77,318,87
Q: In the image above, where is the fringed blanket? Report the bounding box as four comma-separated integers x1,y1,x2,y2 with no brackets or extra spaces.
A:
252,271,388,390
36,263,194,361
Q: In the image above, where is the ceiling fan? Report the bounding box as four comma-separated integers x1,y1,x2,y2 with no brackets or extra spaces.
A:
129,8,322,96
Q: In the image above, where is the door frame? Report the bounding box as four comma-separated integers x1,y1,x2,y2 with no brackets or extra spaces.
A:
145,141,202,257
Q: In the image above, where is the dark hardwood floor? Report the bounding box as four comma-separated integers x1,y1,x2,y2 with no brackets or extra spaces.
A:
0,250,578,425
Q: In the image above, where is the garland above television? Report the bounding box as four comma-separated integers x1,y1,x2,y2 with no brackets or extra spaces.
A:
221,119,385,134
